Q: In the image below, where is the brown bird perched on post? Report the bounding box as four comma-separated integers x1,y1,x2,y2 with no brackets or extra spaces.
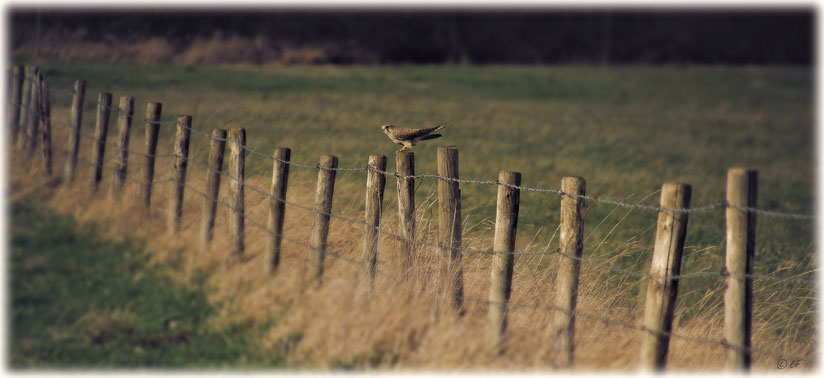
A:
381,124,446,152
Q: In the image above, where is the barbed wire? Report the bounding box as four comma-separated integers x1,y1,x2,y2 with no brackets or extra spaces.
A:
552,246,816,286
54,147,176,188
18,74,816,220
187,156,816,287
186,158,520,257
51,118,178,160
176,177,393,278
45,145,388,276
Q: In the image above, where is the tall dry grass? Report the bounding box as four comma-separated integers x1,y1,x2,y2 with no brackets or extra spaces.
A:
8,118,815,372
12,31,376,66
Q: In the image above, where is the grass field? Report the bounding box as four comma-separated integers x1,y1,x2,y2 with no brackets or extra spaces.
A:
8,60,816,370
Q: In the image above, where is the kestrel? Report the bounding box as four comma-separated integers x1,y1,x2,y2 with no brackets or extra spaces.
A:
381,124,446,152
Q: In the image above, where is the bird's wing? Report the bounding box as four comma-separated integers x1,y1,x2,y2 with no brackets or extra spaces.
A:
393,125,445,140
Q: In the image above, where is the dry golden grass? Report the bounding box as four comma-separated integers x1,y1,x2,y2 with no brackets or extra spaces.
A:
12,31,177,65
176,32,269,66
9,118,815,372
12,32,371,66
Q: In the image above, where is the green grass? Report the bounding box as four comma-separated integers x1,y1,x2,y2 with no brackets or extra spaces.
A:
9,199,284,368
15,59,815,342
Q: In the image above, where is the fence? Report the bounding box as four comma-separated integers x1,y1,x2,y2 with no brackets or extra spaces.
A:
7,64,816,371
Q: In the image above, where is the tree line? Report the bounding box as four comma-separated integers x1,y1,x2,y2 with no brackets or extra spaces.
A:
10,9,812,65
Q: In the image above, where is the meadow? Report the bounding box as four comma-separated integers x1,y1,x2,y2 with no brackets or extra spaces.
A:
8,60,816,370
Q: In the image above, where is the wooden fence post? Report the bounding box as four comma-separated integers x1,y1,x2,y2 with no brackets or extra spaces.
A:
91,92,112,190
550,176,586,367
23,67,41,156
364,154,387,287
309,155,338,282
16,66,32,148
488,170,521,348
437,145,464,314
39,74,52,175
266,147,291,273
65,79,86,182
228,128,246,261
724,168,757,371
17,66,35,151
395,151,415,279
640,182,691,371
8,64,23,142
168,115,192,234
113,96,135,194
199,129,227,249
142,102,162,208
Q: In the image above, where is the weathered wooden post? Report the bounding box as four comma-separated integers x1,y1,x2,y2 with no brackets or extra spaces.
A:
266,147,291,273
364,154,387,287
39,74,52,175
309,155,338,281
550,176,586,367
199,129,227,249
8,64,24,142
724,168,757,371
168,115,192,234
65,79,86,182
16,66,32,148
23,67,41,156
91,92,112,190
395,151,415,279
17,65,36,151
228,128,246,261
488,170,521,348
639,182,691,371
113,96,135,194
142,102,162,207
437,145,464,314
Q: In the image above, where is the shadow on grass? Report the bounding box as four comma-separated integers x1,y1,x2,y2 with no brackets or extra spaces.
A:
9,199,284,369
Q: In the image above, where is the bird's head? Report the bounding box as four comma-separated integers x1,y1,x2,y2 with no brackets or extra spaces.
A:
381,124,395,134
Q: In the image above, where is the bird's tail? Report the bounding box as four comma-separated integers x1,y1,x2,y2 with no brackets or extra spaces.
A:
420,133,442,141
